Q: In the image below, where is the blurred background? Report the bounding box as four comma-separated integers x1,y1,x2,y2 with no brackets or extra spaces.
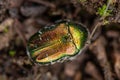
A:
0,0,120,80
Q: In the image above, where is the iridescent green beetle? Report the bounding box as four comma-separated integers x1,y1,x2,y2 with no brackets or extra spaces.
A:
27,20,89,65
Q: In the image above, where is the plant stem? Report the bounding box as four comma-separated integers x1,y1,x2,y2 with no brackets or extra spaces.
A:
88,0,112,43
88,0,114,80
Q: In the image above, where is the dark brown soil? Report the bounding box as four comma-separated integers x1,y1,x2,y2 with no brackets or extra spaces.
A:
0,0,120,80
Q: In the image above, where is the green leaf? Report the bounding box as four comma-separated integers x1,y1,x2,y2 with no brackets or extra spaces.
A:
9,50,16,57
97,4,112,17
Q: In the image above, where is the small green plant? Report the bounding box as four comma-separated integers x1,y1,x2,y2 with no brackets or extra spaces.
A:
103,20,109,25
3,27,9,33
97,4,112,17
9,50,16,57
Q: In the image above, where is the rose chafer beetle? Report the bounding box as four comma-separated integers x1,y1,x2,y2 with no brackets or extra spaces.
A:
27,20,89,65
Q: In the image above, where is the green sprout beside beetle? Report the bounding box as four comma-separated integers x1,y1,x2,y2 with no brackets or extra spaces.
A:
97,0,113,25
97,4,112,17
